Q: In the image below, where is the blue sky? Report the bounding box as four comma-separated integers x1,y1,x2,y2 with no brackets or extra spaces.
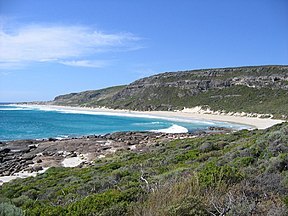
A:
0,0,287,102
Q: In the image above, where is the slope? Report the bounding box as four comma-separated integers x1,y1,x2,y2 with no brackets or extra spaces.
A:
52,65,288,119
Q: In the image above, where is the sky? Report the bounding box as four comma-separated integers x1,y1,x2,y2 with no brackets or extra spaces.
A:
0,0,287,102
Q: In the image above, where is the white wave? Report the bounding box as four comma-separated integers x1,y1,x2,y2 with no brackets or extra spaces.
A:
55,135,69,140
35,107,65,112
133,121,161,126
0,107,32,111
151,124,188,133
0,105,33,111
151,122,161,124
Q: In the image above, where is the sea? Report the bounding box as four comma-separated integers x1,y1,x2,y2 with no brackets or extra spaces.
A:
0,104,248,141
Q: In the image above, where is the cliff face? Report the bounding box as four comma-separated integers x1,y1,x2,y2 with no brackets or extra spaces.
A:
128,65,288,90
109,66,288,109
52,65,288,118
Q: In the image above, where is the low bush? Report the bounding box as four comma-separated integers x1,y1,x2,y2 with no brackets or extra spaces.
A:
0,202,23,216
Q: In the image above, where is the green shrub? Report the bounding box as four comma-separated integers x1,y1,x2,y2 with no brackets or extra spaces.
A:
232,156,255,167
11,195,31,208
167,196,208,216
25,204,67,216
174,150,199,163
198,162,243,187
0,202,23,216
98,162,122,172
66,189,131,215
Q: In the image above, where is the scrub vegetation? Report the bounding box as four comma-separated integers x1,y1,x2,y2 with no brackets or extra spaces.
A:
1,122,288,215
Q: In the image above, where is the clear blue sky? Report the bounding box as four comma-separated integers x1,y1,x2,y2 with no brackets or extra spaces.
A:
0,0,287,102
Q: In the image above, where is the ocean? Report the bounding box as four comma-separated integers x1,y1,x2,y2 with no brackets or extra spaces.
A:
0,104,247,141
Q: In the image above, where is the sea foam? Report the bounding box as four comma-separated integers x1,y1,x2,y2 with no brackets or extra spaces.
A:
151,124,189,133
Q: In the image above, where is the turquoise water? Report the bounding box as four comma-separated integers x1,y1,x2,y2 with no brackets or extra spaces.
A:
0,105,247,141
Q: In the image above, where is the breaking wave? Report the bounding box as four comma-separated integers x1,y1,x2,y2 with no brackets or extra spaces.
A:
150,124,188,133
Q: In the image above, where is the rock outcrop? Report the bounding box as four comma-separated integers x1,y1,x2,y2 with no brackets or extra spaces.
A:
1,131,208,177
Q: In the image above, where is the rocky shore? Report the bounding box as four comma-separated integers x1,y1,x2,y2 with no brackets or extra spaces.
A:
0,128,231,184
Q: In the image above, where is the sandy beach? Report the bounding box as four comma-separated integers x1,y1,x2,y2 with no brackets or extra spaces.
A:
15,104,285,130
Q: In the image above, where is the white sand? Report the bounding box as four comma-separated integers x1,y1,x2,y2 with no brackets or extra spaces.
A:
129,145,137,150
0,154,87,185
97,154,106,159
0,167,49,186
62,154,87,167
148,109,284,130
15,104,285,129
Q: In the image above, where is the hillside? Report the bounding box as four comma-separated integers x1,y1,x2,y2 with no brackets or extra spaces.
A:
1,123,288,215
52,85,127,107
52,65,288,119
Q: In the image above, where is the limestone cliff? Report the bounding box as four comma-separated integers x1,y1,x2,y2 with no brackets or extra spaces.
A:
52,65,288,118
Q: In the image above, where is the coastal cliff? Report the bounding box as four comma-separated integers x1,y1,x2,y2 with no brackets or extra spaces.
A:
52,65,288,118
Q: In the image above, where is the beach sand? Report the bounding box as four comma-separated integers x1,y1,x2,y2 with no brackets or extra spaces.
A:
0,168,49,186
16,104,285,130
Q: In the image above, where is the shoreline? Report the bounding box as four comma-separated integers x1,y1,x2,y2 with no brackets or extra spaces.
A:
14,104,285,130
0,104,285,185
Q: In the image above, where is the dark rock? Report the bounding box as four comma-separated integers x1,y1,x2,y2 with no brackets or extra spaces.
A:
48,138,57,142
32,166,43,172
208,126,226,131
70,152,77,157
3,156,14,162
2,171,10,176
42,151,54,156
127,141,138,145
25,160,34,165
11,148,30,153
36,159,42,163
28,145,37,149
21,154,36,161
102,146,111,151
0,148,11,154
25,166,43,173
